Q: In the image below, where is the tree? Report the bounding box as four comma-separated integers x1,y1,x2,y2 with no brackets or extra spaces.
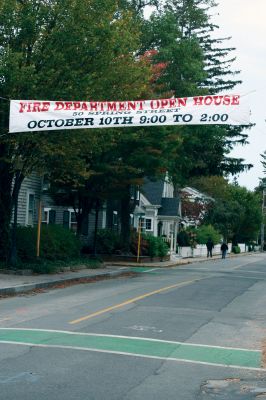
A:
139,0,252,184
191,176,262,242
0,0,152,262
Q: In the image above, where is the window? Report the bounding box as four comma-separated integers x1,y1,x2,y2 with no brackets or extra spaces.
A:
70,211,77,232
63,210,77,232
113,211,118,226
42,208,56,225
145,218,153,231
26,193,35,226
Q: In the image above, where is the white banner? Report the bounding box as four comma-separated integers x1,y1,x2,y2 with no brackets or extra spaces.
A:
9,94,250,133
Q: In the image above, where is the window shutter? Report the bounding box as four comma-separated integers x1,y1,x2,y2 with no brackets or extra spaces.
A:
81,215,89,235
63,211,70,229
49,210,56,224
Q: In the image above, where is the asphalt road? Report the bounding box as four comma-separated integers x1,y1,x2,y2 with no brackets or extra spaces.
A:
1,254,266,399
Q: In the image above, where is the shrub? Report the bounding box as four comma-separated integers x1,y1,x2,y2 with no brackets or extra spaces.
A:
194,224,221,245
16,225,81,262
177,230,190,247
130,231,149,256
16,226,37,262
143,234,168,258
157,237,169,258
96,229,121,254
145,235,159,258
232,245,240,254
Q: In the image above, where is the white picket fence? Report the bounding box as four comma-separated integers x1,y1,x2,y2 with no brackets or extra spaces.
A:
177,243,247,258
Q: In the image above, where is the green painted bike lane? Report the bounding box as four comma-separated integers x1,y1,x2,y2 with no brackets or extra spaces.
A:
0,328,262,369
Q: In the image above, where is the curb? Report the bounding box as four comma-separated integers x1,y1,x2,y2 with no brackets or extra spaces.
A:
0,252,255,296
0,269,133,296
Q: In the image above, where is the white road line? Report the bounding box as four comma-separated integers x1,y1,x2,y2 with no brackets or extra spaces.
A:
0,340,264,372
0,328,260,352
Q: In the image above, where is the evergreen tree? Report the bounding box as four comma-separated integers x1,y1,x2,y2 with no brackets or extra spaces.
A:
139,0,251,184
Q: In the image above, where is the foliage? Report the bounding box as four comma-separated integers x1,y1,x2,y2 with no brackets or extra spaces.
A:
180,190,212,226
96,229,122,255
0,0,254,261
0,0,152,260
16,225,81,262
177,230,190,247
232,245,240,254
194,224,221,245
191,176,262,242
144,234,169,258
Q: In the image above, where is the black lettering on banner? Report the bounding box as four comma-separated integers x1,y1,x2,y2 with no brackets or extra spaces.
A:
46,120,55,127
99,116,133,125
28,121,37,129
55,119,65,127
122,116,133,124
74,118,84,126
212,114,220,122
173,114,193,123
65,119,74,126
221,114,229,122
38,120,46,128
84,118,94,126
200,113,229,123
139,115,166,124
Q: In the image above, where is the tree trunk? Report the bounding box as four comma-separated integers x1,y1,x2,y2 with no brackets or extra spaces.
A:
92,200,100,256
0,159,13,261
120,186,131,253
9,171,25,266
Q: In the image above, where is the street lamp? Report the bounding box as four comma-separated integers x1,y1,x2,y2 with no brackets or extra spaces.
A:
135,206,145,263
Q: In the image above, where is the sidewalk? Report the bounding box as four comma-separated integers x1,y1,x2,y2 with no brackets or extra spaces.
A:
0,252,249,296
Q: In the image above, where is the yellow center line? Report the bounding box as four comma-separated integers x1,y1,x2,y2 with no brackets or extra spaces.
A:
69,278,200,325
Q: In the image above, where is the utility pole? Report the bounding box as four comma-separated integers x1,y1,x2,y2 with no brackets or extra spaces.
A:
261,187,266,252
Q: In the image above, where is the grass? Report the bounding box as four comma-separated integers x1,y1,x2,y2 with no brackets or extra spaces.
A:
0,257,103,274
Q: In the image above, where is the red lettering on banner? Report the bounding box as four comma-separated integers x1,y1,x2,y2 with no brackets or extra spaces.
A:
81,102,88,111
204,96,213,105
118,102,126,111
73,102,81,110
177,97,187,107
42,102,50,111
193,95,241,106
19,101,51,112
90,102,98,111
19,102,28,113
54,102,64,110
64,102,72,110
193,96,203,106
107,102,117,111
231,95,240,105
150,100,160,109
213,96,223,105
223,95,231,105
127,101,136,111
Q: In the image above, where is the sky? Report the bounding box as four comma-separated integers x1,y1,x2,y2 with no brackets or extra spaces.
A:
213,0,266,190
145,0,266,190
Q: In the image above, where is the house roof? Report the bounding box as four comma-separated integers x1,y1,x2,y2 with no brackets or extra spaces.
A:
141,179,180,217
158,198,179,216
141,179,164,205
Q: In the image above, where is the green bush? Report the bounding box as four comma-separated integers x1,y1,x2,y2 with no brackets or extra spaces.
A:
96,229,121,254
157,237,169,258
177,230,190,246
145,235,159,258
144,234,169,258
16,225,81,262
194,224,221,245
232,245,240,254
